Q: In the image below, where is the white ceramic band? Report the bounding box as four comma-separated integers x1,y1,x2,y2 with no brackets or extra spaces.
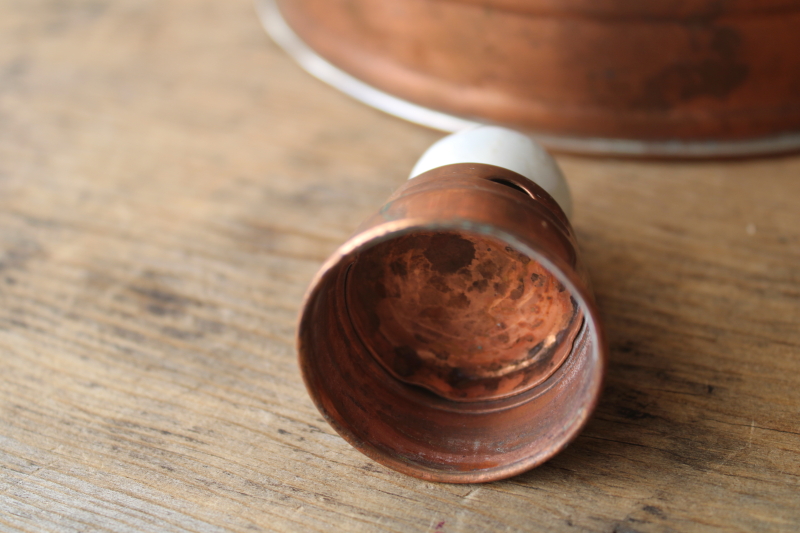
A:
409,127,573,218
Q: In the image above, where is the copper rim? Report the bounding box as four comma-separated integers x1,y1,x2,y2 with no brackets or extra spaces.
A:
258,0,800,158
297,164,606,483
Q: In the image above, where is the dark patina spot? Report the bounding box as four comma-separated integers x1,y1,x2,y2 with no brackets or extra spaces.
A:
429,275,451,293
469,279,489,292
447,292,470,309
477,260,498,279
393,346,422,378
424,234,476,274
447,367,476,390
389,258,407,277
493,281,508,294
528,341,544,358
509,279,525,300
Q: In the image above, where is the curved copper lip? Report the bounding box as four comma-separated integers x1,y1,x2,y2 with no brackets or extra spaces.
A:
257,0,800,158
437,0,800,19
297,218,607,483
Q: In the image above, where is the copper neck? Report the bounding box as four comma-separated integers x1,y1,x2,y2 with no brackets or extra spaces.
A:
297,163,606,483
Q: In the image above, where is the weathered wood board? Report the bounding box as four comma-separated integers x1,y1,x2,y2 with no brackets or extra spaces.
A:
1,1,798,531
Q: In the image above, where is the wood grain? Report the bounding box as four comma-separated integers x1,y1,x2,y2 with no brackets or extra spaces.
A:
1,0,798,531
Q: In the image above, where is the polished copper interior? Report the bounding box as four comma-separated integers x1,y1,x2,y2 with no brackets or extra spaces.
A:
348,231,582,401
297,164,605,483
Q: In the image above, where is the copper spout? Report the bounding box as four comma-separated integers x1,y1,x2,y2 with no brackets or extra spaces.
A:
297,131,606,482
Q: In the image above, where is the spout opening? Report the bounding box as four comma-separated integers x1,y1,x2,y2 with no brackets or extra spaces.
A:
298,223,604,483
346,229,582,402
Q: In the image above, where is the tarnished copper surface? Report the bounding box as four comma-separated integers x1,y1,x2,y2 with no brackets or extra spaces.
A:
275,0,800,146
348,231,582,401
297,164,606,483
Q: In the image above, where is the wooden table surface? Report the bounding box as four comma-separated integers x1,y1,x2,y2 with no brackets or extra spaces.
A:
1,1,799,531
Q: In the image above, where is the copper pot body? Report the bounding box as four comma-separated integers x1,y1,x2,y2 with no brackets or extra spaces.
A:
297,164,606,483
276,0,800,144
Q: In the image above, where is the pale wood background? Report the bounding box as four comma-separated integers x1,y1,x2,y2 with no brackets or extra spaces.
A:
1,1,799,531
